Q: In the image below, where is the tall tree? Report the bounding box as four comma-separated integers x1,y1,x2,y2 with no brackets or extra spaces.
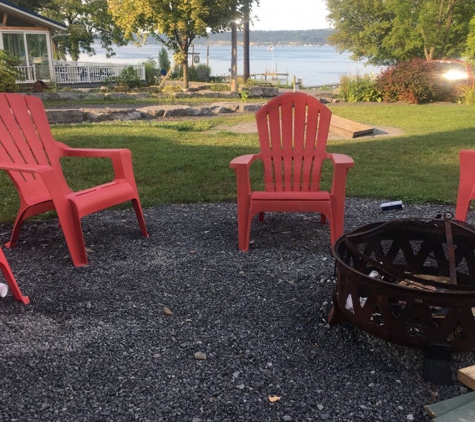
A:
42,0,128,61
107,0,250,88
326,0,475,65
466,15,475,58
7,0,127,61
6,0,51,11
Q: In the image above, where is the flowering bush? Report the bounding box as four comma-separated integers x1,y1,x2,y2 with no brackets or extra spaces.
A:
376,59,458,104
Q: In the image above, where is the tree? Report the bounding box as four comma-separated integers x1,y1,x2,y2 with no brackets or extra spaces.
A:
107,0,252,88
7,0,127,61
158,47,171,73
466,15,475,58
40,0,128,61
7,0,51,11
326,0,475,65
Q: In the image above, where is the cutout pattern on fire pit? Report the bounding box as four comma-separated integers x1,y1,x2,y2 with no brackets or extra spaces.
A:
329,217,475,351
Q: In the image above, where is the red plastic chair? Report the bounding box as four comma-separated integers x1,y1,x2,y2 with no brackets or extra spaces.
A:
230,92,354,251
0,93,148,267
455,150,475,221
0,247,29,304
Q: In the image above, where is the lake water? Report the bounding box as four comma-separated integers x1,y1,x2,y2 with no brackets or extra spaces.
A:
77,44,383,87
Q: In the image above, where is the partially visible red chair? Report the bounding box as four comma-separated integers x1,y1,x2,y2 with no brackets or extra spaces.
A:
455,150,475,221
230,92,354,251
0,248,29,304
0,93,148,266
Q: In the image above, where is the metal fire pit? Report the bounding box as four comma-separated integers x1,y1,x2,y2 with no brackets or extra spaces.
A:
329,215,475,352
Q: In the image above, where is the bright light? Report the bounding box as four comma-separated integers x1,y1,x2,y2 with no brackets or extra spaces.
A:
443,69,468,81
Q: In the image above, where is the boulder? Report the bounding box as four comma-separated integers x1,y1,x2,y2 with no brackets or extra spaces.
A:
46,109,84,124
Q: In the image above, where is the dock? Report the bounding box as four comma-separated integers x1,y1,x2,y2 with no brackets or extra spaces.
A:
250,71,289,84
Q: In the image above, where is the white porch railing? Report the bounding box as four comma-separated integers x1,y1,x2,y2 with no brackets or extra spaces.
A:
16,61,146,84
16,65,37,82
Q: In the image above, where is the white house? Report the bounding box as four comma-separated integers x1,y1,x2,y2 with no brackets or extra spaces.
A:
0,0,66,83
1,1,146,86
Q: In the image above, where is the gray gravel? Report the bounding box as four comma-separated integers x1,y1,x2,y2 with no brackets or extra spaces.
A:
0,197,474,422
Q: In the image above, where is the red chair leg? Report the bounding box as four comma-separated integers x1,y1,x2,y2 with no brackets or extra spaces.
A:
456,150,475,221
0,248,29,304
56,209,89,267
132,198,149,237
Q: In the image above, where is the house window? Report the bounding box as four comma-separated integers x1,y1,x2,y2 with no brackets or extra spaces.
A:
2,32,51,80
26,33,50,79
2,33,26,65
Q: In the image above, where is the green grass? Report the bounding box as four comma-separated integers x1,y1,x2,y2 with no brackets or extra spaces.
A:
0,102,473,223
326,103,473,203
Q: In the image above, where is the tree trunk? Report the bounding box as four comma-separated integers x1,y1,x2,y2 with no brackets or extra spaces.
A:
182,58,189,90
231,21,238,92
243,7,250,83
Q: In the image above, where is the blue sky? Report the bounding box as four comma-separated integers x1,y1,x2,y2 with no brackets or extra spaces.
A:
251,0,330,31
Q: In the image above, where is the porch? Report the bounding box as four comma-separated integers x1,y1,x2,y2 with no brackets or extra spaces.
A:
16,61,146,85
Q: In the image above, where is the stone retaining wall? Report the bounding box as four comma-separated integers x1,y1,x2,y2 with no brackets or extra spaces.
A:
34,88,279,124
45,103,264,124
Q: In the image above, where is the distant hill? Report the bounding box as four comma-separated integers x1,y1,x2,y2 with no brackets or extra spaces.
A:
198,29,333,46
145,29,333,47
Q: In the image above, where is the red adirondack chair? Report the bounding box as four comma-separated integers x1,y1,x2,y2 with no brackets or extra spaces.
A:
230,92,354,251
0,93,148,267
456,150,475,221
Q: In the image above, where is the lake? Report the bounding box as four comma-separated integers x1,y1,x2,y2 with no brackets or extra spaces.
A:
76,44,383,87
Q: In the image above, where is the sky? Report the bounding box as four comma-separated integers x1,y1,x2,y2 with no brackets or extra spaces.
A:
250,0,331,31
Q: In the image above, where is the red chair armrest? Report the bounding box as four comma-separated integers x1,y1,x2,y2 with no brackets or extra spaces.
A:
57,142,131,160
329,153,354,197
331,153,355,169
57,142,135,181
230,154,260,200
230,154,259,169
0,162,52,173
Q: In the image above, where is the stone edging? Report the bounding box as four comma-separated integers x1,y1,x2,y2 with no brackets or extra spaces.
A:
45,102,265,124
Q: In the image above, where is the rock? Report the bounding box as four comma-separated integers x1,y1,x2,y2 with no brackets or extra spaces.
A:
194,352,207,360
83,108,142,122
163,106,201,117
137,106,166,118
246,86,279,98
45,109,84,124
210,102,240,114
239,103,263,112
163,306,173,316
57,91,84,101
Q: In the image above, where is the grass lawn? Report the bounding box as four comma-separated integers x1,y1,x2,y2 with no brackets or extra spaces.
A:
0,101,473,223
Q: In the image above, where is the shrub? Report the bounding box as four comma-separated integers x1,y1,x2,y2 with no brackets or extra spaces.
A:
0,50,20,93
375,59,456,104
116,66,142,89
210,83,230,92
188,64,211,82
162,84,183,93
338,73,382,102
143,58,159,86
173,64,212,82
458,83,475,105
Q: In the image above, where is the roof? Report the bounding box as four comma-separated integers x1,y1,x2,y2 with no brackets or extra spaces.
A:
0,0,66,31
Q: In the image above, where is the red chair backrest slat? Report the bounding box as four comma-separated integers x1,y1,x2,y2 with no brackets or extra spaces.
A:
0,93,68,196
255,92,331,193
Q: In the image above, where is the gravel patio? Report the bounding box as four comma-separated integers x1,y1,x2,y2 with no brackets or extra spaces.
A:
0,198,474,421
